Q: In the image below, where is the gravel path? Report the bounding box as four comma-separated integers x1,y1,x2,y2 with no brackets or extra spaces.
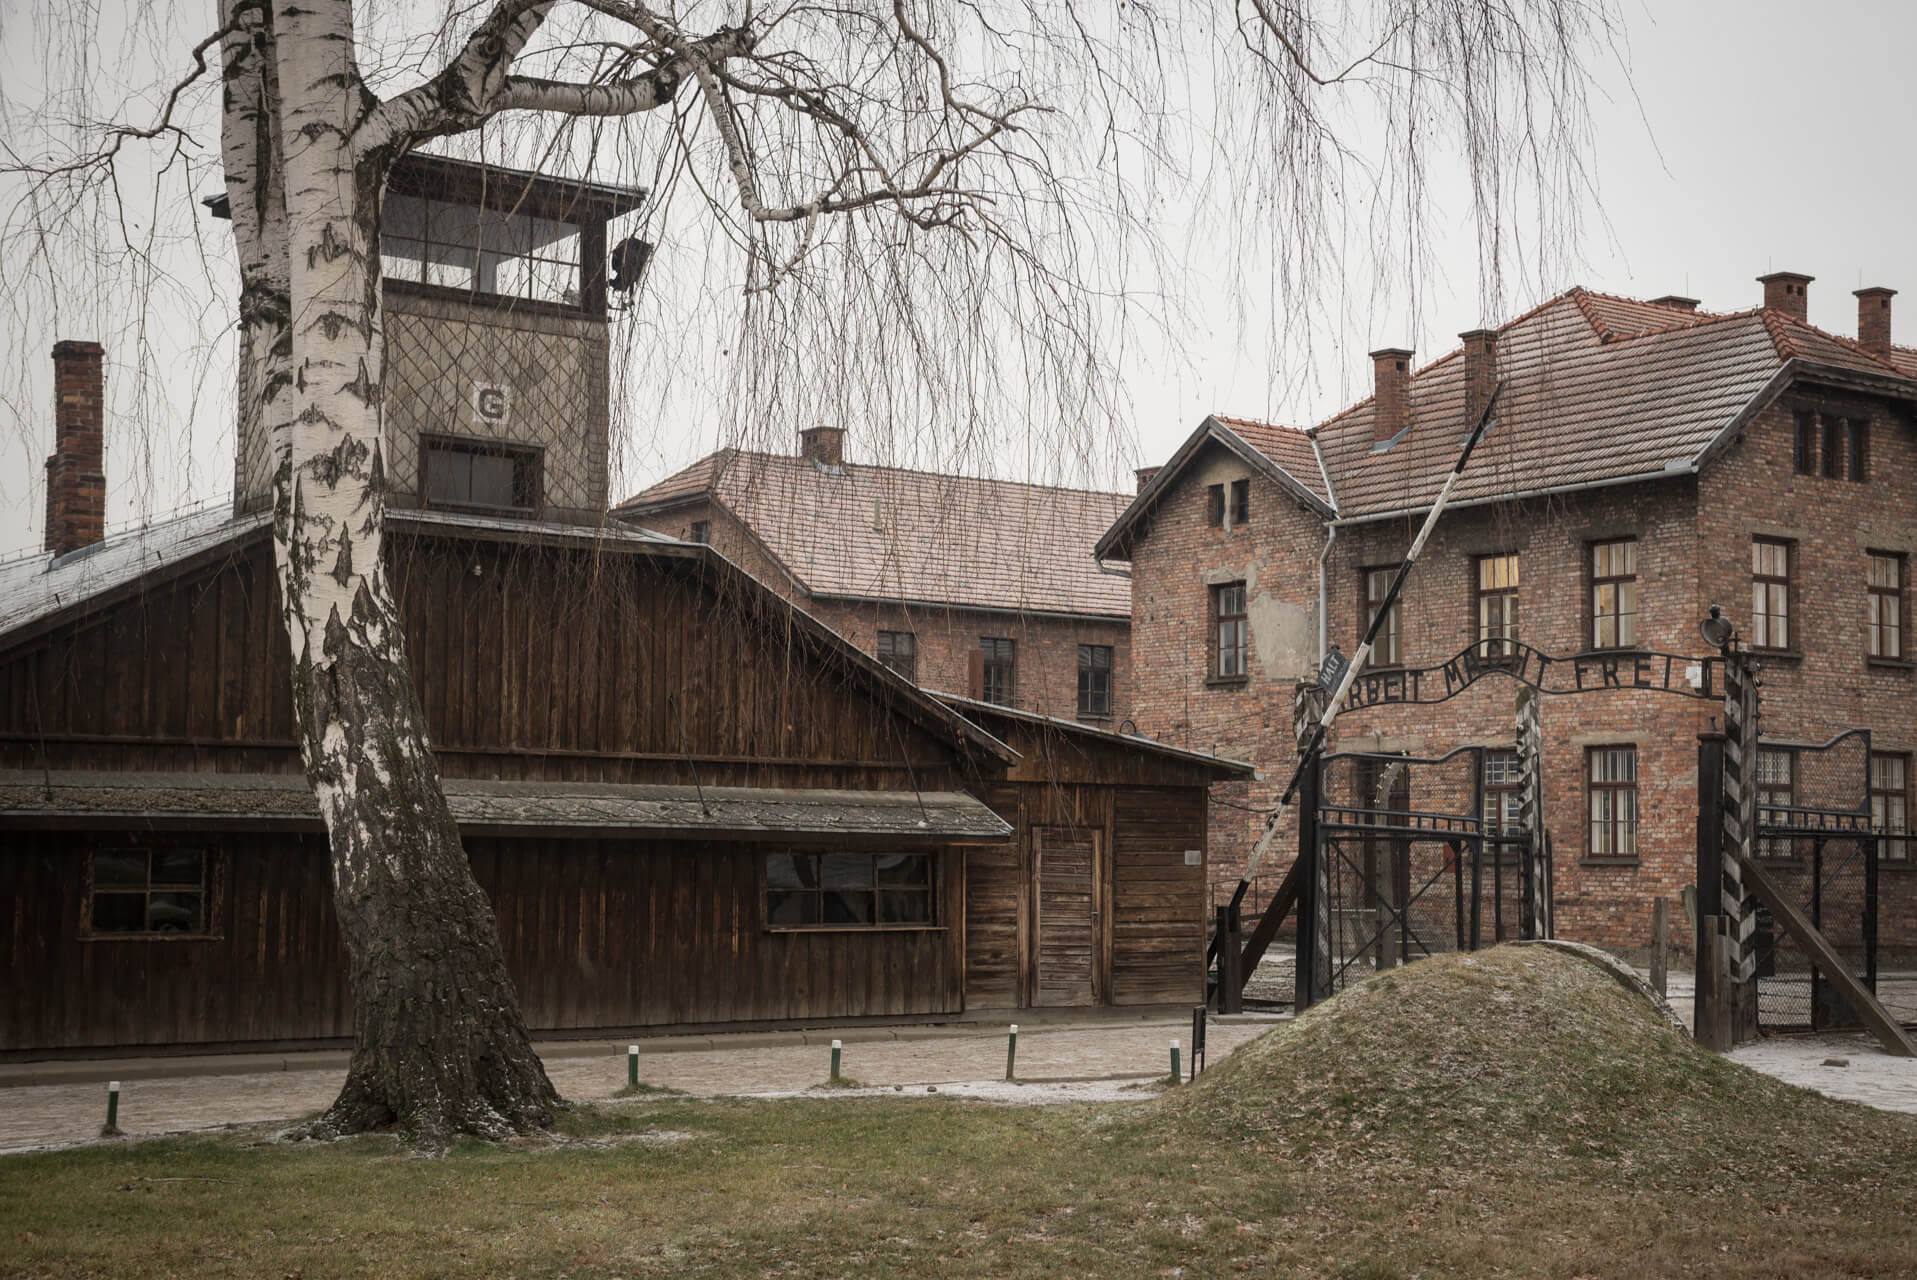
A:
0,1017,1283,1156
11,955,1911,1157
1727,1034,1917,1113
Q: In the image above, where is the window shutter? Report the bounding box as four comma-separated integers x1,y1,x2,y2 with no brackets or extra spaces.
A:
967,649,985,701
1205,485,1224,527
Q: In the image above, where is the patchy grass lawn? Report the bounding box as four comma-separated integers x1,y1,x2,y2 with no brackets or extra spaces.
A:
5,947,1916,1278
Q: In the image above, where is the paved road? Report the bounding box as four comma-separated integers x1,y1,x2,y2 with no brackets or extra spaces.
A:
0,1016,1282,1155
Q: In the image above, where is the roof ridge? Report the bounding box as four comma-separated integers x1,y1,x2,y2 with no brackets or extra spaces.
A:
1758,309,1796,361
1211,413,1309,436
1566,286,1615,342
1591,305,1764,345
1768,312,1905,375
1484,288,1584,339
1577,285,1724,318
730,449,1135,501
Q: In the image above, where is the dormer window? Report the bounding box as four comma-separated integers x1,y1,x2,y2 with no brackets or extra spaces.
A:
381,193,583,309
423,436,542,513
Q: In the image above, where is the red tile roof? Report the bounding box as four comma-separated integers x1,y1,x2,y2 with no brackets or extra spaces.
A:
1210,416,1333,507
1298,287,1917,521
1093,414,1329,560
616,452,1132,618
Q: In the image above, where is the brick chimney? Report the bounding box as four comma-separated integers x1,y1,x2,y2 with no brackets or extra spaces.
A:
44,340,107,557
1855,287,1896,357
1460,329,1498,425
1758,271,1812,321
1134,465,1161,492
1370,348,1414,445
1649,295,1700,313
799,426,845,467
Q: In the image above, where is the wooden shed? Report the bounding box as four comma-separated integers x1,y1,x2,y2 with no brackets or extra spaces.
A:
937,696,1252,1010
0,510,1242,1056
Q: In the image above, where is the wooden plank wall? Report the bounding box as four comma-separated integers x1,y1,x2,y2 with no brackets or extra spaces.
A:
472,838,963,1029
0,833,349,1053
0,545,295,767
965,777,1209,1010
0,530,968,791
1110,786,1207,1005
2,834,966,1053
962,784,1024,1009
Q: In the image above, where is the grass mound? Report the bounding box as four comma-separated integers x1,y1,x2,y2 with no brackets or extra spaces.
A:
1162,945,1908,1180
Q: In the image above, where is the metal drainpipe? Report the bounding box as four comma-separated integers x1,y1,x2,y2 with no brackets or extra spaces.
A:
1316,522,1338,663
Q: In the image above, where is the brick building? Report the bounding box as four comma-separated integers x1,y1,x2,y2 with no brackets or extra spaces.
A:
615,429,1134,725
1099,276,1917,952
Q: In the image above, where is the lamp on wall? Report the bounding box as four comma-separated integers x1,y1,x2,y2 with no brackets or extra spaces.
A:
1699,604,1736,653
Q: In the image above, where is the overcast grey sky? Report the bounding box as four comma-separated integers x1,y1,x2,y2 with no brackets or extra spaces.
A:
1,1,1913,557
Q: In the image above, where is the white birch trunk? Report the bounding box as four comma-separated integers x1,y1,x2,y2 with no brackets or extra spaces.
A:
223,0,557,1151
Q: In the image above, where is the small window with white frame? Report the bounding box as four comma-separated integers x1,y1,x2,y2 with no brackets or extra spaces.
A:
1756,747,1797,861
1751,538,1792,651
1873,754,1910,862
1868,551,1905,660
1586,746,1638,860
1589,539,1638,649
1212,583,1248,679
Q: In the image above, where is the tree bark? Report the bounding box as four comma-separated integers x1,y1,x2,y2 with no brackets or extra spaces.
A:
224,0,558,1152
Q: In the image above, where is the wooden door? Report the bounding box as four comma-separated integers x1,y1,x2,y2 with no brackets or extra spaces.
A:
1034,826,1098,1007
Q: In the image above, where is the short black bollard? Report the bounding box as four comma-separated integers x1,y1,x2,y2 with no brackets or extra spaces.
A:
1005,1024,1018,1082
627,1044,639,1089
1190,1006,1207,1081
103,1080,122,1137
1169,1039,1180,1083
830,1039,843,1081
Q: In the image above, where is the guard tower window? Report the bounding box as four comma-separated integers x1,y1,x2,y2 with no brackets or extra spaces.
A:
381,193,582,307
423,437,541,512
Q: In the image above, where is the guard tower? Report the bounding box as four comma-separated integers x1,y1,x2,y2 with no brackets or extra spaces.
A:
211,154,647,525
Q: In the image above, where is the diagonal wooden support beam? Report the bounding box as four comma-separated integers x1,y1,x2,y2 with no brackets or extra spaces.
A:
1742,858,1916,1058
1236,854,1305,985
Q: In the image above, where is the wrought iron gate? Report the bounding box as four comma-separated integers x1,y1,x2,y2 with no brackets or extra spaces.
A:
1751,730,1884,1031
1296,747,1520,1007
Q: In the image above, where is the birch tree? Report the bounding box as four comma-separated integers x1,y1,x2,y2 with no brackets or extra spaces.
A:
2,0,1621,1150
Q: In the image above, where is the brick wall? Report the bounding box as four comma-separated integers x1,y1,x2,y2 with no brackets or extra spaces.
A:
1128,383,1917,953
1697,390,1917,953
1323,482,1710,949
45,340,107,558
1127,440,1328,909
